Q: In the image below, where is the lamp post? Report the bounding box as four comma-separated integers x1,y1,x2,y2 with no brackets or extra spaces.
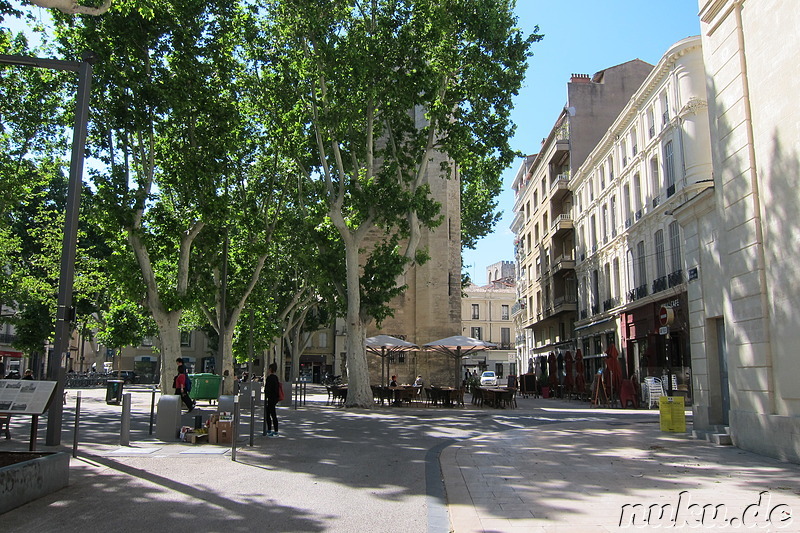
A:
0,51,95,446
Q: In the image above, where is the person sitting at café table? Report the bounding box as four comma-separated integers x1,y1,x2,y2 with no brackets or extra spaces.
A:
413,375,423,387
389,375,398,387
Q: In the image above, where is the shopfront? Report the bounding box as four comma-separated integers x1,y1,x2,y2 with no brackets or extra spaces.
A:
622,294,692,403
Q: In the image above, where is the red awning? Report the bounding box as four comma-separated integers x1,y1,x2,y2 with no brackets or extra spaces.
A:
0,350,23,358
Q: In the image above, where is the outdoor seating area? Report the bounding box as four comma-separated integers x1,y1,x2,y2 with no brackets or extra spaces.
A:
472,386,517,409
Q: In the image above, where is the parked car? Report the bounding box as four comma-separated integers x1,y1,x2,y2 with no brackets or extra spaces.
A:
115,370,137,384
480,371,498,386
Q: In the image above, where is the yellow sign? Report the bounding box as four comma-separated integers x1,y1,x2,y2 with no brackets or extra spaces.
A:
659,396,686,432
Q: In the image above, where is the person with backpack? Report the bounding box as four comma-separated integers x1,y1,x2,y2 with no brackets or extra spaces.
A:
264,362,281,437
174,358,195,412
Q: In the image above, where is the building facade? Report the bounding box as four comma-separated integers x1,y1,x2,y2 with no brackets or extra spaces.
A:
572,36,710,398
461,263,517,380
674,0,800,462
511,60,653,375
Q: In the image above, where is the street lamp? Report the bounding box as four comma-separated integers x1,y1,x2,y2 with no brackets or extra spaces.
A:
0,51,95,446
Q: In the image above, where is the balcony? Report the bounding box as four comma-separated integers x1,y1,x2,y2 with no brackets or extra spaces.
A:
662,111,670,125
549,123,570,164
553,296,578,315
667,184,676,198
668,269,684,288
550,173,571,202
511,300,526,317
551,213,574,237
580,309,588,320
590,304,599,315
625,218,632,229
652,275,668,294
635,209,643,221
551,254,575,274
627,284,649,303
649,125,655,138
603,297,620,311
652,195,661,208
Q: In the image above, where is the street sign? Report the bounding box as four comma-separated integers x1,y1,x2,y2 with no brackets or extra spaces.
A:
659,326,669,335
659,306,674,326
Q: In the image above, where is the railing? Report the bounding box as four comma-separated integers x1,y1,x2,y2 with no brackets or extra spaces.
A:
635,209,643,221
580,309,588,320
603,297,620,311
649,125,655,138
550,173,570,192
663,111,670,124
511,300,526,315
627,284,649,302
555,122,569,141
622,156,628,167
591,304,599,315
652,195,661,208
625,218,632,228
667,184,676,197
668,269,684,287
652,276,668,294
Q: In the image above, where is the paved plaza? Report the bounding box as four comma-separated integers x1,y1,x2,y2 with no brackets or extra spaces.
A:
1,385,798,532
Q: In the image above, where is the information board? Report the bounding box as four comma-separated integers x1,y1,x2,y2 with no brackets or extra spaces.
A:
0,380,58,415
659,395,686,432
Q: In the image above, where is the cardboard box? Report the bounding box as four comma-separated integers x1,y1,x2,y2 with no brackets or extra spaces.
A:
208,419,232,444
216,420,233,444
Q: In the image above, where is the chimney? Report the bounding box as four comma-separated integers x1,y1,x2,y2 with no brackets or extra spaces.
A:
570,73,591,83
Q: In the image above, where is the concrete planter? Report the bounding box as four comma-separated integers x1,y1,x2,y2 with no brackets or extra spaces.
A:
0,451,70,514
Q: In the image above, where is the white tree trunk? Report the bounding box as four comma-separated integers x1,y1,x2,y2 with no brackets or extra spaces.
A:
153,310,182,392
220,329,236,395
343,241,372,408
28,0,112,16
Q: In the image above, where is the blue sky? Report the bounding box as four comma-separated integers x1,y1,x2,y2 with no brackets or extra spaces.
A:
462,0,702,284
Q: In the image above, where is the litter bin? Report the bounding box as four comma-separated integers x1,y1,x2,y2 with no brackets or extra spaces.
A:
189,373,222,402
106,379,124,405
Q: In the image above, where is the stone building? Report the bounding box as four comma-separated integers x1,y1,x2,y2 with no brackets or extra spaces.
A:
572,36,710,395
511,60,653,372
461,263,517,381
674,0,800,462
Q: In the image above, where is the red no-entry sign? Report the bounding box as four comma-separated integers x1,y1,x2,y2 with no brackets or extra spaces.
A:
659,306,674,326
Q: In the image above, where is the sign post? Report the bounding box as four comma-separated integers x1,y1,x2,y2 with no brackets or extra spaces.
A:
659,306,674,395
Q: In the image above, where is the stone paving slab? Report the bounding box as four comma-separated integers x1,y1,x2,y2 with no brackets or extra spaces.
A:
441,417,800,532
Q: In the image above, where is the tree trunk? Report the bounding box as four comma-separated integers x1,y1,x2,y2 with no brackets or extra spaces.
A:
343,242,371,408
153,310,182,393
219,328,237,395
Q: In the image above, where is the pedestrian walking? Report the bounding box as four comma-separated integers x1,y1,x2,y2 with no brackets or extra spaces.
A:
173,360,195,412
265,362,281,437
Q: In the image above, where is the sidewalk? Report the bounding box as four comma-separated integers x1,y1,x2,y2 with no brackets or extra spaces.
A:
442,406,800,532
1,387,798,532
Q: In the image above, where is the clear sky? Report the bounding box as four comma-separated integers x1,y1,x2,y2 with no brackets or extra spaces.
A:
462,0,702,285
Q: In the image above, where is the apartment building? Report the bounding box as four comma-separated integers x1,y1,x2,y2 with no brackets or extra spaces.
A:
462,262,517,379
511,60,652,371
572,36,710,396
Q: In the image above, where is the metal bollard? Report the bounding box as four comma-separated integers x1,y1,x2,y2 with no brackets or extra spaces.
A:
149,386,156,435
249,390,255,447
231,395,239,461
72,391,81,458
120,392,131,446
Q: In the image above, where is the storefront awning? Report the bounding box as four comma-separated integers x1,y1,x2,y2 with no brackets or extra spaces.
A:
0,350,24,358
574,316,614,332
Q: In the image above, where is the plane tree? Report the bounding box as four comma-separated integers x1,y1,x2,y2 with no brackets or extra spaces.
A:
264,0,538,407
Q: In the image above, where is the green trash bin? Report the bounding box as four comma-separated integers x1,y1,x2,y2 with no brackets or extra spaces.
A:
188,373,222,402
106,379,124,405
